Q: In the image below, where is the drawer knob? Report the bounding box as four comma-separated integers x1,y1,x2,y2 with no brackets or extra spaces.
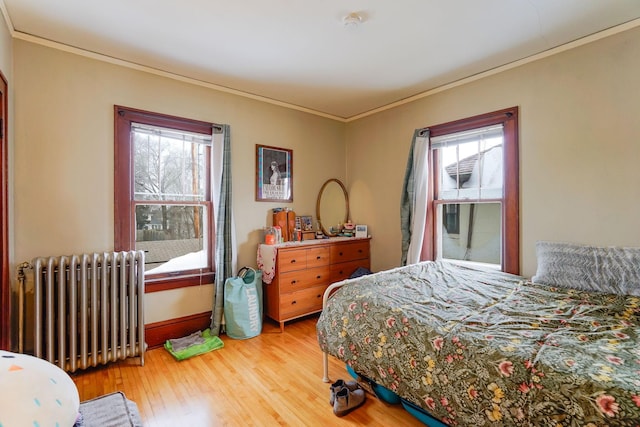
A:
291,300,297,305
317,294,322,298
291,280,297,284
290,259,297,263
316,275,321,279
316,256,321,260
339,252,343,256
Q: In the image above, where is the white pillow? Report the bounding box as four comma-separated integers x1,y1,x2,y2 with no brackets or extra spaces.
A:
532,241,640,296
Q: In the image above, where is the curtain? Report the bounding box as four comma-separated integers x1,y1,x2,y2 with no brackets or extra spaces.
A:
400,129,430,265
211,124,237,335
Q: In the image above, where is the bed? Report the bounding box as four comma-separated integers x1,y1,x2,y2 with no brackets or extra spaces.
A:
317,242,640,426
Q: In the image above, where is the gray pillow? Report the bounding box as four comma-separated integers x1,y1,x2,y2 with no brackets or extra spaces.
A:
532,241,640,296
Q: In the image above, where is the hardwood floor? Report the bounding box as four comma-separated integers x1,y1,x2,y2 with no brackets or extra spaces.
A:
71,315,422,426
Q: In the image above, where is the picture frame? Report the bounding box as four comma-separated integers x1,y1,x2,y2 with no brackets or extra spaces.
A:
355,224,368,238
298,215,313,231
256,144,293,202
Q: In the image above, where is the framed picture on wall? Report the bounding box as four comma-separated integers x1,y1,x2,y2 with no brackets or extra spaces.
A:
256,144,293,202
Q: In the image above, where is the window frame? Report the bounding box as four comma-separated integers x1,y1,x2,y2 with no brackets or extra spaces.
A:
114,106,216,292
423,106,519,274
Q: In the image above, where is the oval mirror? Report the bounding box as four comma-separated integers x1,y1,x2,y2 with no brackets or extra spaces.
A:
316,179,349,237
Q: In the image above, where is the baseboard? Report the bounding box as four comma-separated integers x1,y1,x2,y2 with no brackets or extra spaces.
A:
145,311,212,349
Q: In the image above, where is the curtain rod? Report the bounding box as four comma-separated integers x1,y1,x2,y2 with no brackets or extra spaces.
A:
418,111,513,138
117,108,223,132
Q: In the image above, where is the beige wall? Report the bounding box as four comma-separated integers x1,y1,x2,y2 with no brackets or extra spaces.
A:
12,40,345,323
0,8,13,264
346,25,640,277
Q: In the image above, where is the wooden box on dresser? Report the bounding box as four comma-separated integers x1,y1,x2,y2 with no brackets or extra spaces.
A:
261,237,370,332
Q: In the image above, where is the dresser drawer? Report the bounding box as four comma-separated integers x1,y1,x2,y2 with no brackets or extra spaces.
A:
330,241,369,264
277,248,307,273
280,285,327,319
330,259,371,283
306,246,330,268
279,266,329,293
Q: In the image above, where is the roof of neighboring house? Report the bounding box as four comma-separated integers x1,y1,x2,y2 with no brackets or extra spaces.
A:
444,145,501,182
136,238,201,264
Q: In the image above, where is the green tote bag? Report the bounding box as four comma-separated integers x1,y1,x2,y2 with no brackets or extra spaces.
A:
223,267,263,339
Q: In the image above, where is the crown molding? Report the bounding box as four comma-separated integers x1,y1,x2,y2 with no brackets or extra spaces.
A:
3,4,639,123
0,0,15,37
11,31,348,123
346,17,640,122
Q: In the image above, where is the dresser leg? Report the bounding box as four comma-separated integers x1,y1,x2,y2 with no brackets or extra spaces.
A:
279,322,285,333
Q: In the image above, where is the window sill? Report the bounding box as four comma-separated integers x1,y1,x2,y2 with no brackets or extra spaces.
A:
144,271,215,293
441,258,501,272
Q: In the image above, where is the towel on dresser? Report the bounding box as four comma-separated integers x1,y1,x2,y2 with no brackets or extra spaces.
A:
257,244,277,284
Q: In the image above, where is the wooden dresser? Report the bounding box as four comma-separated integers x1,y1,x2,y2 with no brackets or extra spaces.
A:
260,237,370,332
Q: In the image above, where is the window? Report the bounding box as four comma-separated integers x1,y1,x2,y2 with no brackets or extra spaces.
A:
115,106,216,292
425,107,519,274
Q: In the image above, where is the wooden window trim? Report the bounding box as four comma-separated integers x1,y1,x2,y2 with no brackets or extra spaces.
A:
114,106,216,293
0,71,9,349
423,106,520,274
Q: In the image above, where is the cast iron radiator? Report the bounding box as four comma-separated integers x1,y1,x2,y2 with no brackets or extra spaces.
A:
21,251,146,372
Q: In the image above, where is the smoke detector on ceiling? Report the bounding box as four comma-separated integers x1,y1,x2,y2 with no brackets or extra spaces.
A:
343,12,363,28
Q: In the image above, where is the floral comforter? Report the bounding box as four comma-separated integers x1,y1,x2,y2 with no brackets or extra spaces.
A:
317,261,640,426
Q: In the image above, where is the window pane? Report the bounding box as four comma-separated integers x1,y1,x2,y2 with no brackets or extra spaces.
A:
135,204,208,274
132,124,208,202
438,135,503,200
439,202,501,265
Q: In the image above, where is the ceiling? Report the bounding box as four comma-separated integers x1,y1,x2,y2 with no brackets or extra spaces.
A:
3,1,640,121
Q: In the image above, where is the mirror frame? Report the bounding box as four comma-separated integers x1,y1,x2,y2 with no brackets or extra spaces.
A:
316,178,350,237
